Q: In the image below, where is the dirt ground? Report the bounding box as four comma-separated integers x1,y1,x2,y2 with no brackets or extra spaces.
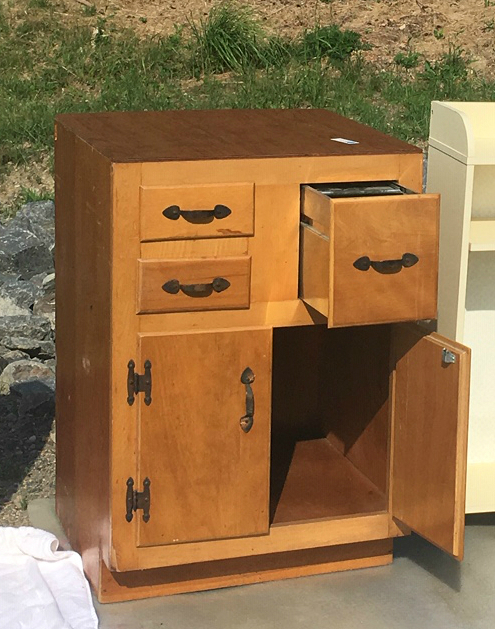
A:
2,0,494,210
25,0,495,76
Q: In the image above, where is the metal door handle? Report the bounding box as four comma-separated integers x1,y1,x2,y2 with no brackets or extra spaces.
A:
353,253,419,274
162,204,231,224
240,367,255,433
162,277,231,297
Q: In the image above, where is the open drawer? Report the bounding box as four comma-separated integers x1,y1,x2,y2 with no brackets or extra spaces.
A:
299,182,439,327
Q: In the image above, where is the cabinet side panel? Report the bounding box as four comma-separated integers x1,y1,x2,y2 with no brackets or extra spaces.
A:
55,127,112,572
426,147,472,340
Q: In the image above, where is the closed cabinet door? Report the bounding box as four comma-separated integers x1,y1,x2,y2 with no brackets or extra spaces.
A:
135,327,272,548
391,325,470,559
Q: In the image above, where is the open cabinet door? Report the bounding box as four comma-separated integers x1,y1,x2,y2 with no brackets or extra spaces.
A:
391,325,470,559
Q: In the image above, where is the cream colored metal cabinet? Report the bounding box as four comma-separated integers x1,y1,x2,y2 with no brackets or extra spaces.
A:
427,100,495,513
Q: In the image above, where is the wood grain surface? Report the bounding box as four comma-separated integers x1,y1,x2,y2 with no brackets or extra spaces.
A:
54,126,112,570
55,109,421,163
140,182,254,241
96,539,393,602
330,194,439,326
136,328,272,547
300,189,439,326
137,256,251,313
391,326,470,558
271,438,386,525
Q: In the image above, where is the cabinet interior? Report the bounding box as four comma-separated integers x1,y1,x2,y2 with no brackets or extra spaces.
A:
472,166,495,218
465,251,495,463
270,324,391,526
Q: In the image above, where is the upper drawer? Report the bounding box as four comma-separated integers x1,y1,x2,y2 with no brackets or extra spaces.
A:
140,183,255,242
299,183,439,327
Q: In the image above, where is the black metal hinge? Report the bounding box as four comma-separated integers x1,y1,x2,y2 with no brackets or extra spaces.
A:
127,359,152,406
126,477,151,523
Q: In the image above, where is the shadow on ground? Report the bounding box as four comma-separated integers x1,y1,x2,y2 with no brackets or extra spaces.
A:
0,389,54,511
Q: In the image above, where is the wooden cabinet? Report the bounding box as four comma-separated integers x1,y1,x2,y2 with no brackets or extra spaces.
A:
55,108,470,603
427,101,495,513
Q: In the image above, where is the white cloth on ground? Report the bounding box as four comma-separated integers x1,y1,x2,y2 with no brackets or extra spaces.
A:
0,526,98,629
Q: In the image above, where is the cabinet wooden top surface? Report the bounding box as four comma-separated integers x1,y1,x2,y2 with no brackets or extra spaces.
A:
55,108,420,163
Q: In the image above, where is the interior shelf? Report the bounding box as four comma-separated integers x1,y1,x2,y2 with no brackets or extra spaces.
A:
469,219,495,251
270,438,387,525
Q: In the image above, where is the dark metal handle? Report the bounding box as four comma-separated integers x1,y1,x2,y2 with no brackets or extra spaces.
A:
125,478,135,522
162,204,231,224
353,253,419,274
240,367,255,433
162,277,230,297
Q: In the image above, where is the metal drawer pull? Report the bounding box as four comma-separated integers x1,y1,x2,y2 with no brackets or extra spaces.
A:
240,367,255,433
353,253,419,274
162,276,231,297
162,204,232,224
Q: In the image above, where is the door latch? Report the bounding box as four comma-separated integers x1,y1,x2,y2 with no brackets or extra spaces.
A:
442,348,457,365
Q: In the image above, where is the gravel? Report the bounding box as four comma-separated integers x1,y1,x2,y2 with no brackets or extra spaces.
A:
0,394,55,527
0,200,56,528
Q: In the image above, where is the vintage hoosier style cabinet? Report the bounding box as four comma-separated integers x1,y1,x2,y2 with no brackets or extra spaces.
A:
54,109,470,602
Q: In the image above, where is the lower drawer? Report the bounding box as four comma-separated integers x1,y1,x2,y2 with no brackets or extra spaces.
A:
137,257,251,314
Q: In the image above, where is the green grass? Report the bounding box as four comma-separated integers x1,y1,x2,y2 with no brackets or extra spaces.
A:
1,0,495,219
3,187,54,221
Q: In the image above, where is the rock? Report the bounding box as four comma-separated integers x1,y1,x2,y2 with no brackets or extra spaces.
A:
29,272,48,288
0,315,52,342
11,379,55,418
0,224,53,279
0,359,55,395
0,272,21,283
0,201,55,280
0,349,31,372
8,201,55,250
42,273,55,291
0,294,29,317
0,275,43,311
32,294,55,330
1,336,55,359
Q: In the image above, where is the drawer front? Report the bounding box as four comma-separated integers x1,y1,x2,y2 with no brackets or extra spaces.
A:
300,190,439,326
140,183,254,241
138,256,251,313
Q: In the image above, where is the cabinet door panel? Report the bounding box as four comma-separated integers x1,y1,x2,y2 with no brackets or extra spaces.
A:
391,325,470,559
136,328,272,547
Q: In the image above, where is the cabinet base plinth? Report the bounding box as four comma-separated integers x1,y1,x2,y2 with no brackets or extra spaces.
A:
93,539,393,603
